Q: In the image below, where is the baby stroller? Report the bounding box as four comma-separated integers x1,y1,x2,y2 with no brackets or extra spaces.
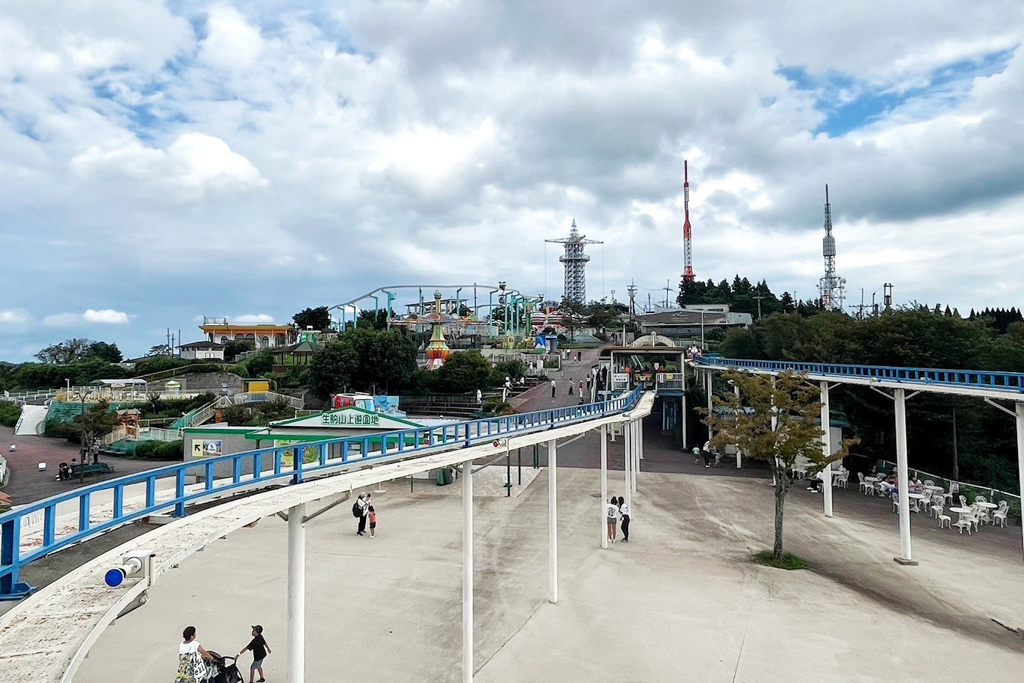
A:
203,651,244,683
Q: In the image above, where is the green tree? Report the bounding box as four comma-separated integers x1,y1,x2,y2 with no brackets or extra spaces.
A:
703,371,856,559
85,341,123,363
307,340,359,400
559,297,587,341
357,309,391,331
75,400,119,459
148,344,173,357
35,338,94,364
223,339,255,362
433,350,492,393
243,350,275,377
293,306,332,331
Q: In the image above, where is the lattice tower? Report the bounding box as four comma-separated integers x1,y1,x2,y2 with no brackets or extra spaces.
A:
817,184,846,310
545,219,602,304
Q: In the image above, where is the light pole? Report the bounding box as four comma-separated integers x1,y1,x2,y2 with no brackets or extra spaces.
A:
700,309,706,350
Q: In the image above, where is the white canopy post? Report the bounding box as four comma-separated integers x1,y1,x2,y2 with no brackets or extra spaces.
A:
600,424,608,550
1016,402,1024,564
548,439,558,603
820,381,834,518
462,460,474,682
287,503,306,683
893,388,916,565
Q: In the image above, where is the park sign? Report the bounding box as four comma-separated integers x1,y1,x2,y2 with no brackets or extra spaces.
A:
322,411,379,427
272,407,417,431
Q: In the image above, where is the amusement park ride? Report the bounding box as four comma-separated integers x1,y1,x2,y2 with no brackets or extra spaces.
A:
328,284,550,358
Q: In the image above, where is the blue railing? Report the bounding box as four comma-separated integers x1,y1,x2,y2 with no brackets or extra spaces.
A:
0,388,642,599
694,357,1024,393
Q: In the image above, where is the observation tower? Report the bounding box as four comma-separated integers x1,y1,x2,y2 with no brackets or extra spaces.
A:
546,219,602,304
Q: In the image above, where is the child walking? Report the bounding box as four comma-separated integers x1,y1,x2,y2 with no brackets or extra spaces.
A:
368,505,377,538
237,624,271,683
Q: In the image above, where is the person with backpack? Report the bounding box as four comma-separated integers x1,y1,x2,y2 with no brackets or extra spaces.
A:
353,493,368,536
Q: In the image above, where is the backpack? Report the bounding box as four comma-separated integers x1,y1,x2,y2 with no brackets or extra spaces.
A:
352,501,361,518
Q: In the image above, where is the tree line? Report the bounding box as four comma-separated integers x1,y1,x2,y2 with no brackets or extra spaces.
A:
713,306,1024,494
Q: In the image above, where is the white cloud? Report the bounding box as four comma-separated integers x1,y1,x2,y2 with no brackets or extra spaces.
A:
70,133,267,200
42,310,131,327
2,1,1024,360
199,4,264,71
0,309,31,325
231,314,277,324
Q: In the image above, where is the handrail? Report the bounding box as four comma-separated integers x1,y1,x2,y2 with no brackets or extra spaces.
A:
0,387,643,598
695,357,1024,394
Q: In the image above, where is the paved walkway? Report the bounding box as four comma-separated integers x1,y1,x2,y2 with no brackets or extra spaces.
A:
70,436,1023,682
0,425,172,505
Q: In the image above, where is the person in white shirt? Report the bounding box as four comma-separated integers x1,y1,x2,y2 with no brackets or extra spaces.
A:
606,497,620,543
618,496,631,542
808,470,827,493
176,626,212,683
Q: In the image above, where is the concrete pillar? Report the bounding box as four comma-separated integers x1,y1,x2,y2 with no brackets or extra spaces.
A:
548,439,558,603
463,460,474,682
287,503,306,683
1016,403,1024,564
600,424,608,550
624,421,632,511
820,381,834,518
681,395,688,450
894,389,916,565
734,383,742,468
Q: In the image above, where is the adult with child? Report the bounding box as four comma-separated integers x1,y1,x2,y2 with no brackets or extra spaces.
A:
237,624,271,683
175,626,213,683
354,493,371,536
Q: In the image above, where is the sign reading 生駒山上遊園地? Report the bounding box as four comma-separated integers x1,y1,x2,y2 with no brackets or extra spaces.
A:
320,411,380,427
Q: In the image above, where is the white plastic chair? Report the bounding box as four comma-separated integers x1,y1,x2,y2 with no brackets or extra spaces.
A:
835,471,849,489
924,479,934,487
937,512,952,529
992,501,1009,528
944,482,959,505
958,495,968,508
975,495,987,504
858,472,869,494
954,516,972,534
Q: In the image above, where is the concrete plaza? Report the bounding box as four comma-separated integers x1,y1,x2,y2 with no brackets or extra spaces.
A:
73,434,1023,682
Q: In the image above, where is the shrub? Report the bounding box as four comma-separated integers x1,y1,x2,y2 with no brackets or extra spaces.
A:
134,440,183,460
0,401,20,428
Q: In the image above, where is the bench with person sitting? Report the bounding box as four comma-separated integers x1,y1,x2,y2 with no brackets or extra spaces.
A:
56,460,115,480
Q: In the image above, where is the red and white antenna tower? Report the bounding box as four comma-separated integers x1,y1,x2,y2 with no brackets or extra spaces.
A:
682,160,695,283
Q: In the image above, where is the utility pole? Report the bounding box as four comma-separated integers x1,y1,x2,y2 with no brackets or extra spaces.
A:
752,293,764,320
663,280,673,308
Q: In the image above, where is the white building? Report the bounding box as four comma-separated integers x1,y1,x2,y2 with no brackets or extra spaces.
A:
179,341,226,361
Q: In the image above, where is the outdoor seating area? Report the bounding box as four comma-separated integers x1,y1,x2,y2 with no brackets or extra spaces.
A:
852,472,1014,536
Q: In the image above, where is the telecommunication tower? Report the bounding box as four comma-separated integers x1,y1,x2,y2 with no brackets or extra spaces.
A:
682,160,695,283
817,185,846,310
627,280,638,321
546,219,602,304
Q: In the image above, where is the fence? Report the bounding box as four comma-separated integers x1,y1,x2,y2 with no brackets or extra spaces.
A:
0,455,8,489
0,387,644,598
696,356,1024,392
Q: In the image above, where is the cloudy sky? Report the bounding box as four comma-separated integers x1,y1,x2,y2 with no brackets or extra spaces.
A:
2,1,1023,362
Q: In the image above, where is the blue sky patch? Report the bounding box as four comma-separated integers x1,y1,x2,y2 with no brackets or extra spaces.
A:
779,48,1014,136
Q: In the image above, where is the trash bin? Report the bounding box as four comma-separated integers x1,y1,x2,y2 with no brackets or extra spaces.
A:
436,468,453,486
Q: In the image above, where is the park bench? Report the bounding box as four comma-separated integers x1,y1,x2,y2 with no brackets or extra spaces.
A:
58,462,116,480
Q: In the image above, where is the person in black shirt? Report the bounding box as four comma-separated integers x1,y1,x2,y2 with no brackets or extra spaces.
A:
238,624,271,683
